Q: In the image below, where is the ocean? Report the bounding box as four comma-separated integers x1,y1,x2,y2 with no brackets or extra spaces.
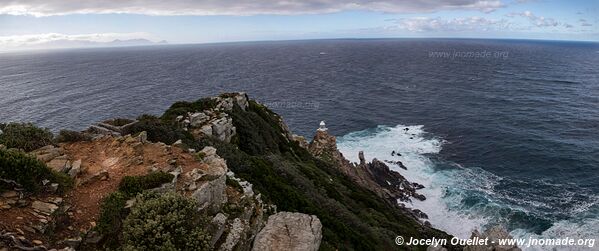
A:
1,39,598,250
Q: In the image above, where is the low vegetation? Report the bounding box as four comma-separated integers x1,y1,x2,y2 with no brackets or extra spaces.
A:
118,171,174,197
0,122,54,152
122,192,211,251
160,98,217,122
96,172,176,248
0,149,72,192
122,114,193,145
54,129,91,143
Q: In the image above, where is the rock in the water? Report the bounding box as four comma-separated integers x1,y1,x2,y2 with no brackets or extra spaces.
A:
252,212,322,251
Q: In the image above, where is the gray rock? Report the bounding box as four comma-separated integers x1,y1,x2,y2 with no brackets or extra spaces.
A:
210,213,228,247
172,139,183,147
47,155,71,173
199,124,213,136
32,201,59,215
32,145,62,162
137,131,148,143
252,212,322,251
192,174,227,214
219,218,247,251
189,112,210,127
211,117,235,143
1,190,19,198
81,170,109,185
68,159,82,177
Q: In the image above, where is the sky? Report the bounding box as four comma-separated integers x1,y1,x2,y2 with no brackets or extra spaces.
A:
0,0,597,50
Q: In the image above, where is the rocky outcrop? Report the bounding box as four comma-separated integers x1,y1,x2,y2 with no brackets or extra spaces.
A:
189,147,228,214
180,93,249,143
308,128,426,207
465,226,522,251
252,212,322,251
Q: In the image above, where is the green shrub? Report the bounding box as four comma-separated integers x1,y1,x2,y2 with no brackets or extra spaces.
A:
103,118,134,127
0,149,72,192
0,123,54,152
122,192,211,251
161,98,217,122
55,130,91,143
195,151,206,161
118,172,174,197
97,191,128,247
122,115,193,145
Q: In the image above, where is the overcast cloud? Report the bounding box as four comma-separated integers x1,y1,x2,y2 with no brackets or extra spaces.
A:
0,0,505,16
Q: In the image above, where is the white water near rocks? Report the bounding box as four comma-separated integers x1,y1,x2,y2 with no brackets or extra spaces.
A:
337,125,599,250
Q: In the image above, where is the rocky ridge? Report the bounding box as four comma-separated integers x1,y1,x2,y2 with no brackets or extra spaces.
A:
307,128,429,219
1,92,521,251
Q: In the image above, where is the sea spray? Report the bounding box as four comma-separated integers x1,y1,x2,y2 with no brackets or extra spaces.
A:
337,124,489,238
337,124,599,250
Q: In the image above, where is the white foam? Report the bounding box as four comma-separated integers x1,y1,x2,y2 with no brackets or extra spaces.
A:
337,124,489,238
337,124,599,249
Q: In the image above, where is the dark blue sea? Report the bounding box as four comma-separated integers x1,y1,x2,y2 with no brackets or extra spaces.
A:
1,39,598,249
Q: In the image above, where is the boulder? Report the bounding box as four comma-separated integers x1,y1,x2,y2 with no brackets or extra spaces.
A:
219,218,247,251
32,145,62,162
47,155,71,173
31,201,59,215
189,112,210,127
252,212,322,251
192,174,227,214
210,213,228,247
68,159,82,178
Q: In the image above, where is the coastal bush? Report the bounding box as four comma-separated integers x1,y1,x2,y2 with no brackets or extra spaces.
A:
0,149,72,192
103,118,134,127
118,171,174,197
122,192,211,251
161,98,217,122
55,130,91,143
0,122,54,152
123,114,193,145
97,191,128,245
226,101,292,155
97,171,176,247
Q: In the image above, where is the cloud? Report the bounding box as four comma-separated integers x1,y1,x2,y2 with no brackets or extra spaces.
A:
391,16,508,32
578,19,593,27
506,10,570,28
0,32,162,51
0,0,505,16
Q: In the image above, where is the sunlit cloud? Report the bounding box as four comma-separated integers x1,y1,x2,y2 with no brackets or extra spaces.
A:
0,0,505,16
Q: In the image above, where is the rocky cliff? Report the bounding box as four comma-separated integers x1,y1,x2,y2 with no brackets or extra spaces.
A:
0,92,520,251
